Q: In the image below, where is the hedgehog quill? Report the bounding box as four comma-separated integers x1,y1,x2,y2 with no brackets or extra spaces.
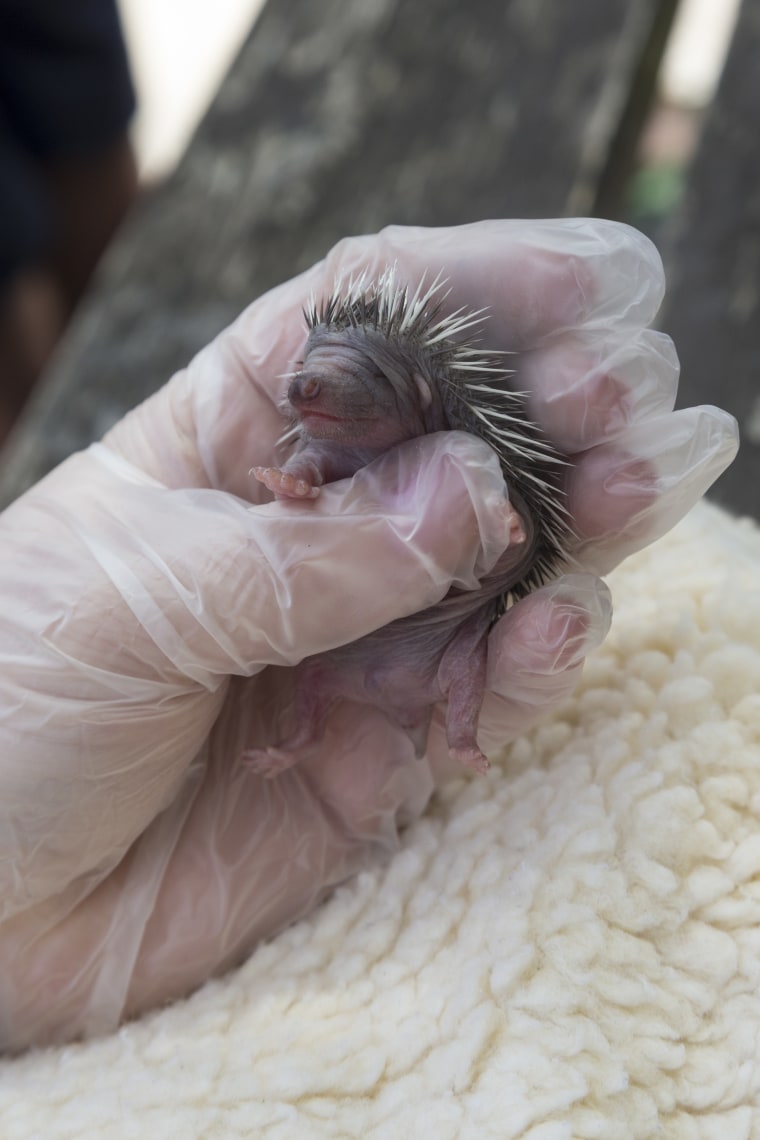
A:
246,268,572,775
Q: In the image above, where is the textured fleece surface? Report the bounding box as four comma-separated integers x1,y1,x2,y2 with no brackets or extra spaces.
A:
3,500,760,1139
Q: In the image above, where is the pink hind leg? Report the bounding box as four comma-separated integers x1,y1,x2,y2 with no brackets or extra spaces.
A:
437,616,490,774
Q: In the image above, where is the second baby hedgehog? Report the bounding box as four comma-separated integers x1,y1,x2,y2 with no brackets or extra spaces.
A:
246,268,572,775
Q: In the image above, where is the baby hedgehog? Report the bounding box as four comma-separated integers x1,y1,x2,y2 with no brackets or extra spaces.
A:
247,268,571,775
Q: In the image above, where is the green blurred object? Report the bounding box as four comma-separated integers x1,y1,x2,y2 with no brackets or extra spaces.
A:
626,163,685,221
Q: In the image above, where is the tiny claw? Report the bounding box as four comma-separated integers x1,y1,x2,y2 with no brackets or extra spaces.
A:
241,746,299,778
449,746,491,775
294,479,319,498
251,465,274,486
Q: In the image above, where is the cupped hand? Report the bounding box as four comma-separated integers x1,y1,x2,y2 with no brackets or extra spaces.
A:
0,219,738,1050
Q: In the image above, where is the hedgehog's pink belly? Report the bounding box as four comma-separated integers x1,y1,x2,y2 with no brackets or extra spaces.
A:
315,606,474,704
245,550,532,778
323,632,448,706
280,598,494,768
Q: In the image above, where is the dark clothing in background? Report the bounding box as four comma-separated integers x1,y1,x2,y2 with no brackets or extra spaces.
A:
0,0,136,286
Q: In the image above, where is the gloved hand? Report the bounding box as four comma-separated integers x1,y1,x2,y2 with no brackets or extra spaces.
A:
0,219,738,1051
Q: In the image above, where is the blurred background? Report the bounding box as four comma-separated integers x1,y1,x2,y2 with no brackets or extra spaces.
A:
119,0,268,183
0,0,755,512
119,0,736,184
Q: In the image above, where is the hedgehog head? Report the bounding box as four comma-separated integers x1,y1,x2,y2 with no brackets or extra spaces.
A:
291,266,572,596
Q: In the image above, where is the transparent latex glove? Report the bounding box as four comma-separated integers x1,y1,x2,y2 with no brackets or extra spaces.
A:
0,219,738,1051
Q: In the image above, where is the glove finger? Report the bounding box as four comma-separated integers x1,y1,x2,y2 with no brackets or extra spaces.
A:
13,430,512,683
482,572,611,739
519,327,680,454
568,406,740,574
92,431,514,679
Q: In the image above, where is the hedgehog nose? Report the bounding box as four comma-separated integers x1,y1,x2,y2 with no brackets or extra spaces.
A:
288,374,321,404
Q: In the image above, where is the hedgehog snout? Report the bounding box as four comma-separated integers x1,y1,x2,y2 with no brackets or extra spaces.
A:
288,374,322,407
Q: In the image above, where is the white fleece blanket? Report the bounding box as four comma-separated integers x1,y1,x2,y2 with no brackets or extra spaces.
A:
3,500,760,1139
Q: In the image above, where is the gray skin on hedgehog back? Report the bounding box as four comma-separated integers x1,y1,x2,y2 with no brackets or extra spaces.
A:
245,310,562,776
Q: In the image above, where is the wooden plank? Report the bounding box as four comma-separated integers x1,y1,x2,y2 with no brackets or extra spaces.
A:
0,0,663,506
658,0,760,517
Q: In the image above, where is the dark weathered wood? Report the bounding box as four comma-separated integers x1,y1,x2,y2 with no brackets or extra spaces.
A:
0,0,663,506
658,0,760,517
592,0,680,218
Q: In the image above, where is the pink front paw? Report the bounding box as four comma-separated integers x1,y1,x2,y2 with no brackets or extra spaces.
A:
241,746,299,778
252,466,320,499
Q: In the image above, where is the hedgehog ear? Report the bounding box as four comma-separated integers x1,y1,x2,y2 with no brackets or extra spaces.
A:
414,373,433,409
